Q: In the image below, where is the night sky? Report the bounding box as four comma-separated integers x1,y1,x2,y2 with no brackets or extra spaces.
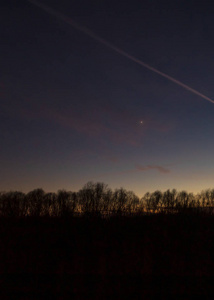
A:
1,0,214,196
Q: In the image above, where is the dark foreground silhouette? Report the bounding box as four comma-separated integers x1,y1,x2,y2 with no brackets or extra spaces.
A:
1,182,214,298
1,182,214,217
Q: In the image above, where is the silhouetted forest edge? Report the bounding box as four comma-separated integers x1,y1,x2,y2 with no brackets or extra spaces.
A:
1,181,214,217
1,182,214,297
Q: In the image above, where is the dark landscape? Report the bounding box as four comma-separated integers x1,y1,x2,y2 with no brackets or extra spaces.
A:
2,0,214,298
1,183,214,298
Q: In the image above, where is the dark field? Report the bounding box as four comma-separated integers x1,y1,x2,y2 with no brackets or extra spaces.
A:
1,215,214,299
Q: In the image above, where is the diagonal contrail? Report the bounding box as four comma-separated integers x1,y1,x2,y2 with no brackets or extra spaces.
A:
27,0,214,104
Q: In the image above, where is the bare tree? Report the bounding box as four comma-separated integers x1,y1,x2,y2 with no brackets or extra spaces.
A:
26,189,45,216
0,191,26,217
78,182,111,216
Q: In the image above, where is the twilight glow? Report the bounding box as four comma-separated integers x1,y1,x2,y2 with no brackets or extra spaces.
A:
1,0,214,197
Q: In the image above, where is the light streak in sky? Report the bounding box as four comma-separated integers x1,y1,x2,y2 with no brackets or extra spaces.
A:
27,0,214,105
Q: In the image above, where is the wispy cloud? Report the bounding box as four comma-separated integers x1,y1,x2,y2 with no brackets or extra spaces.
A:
7,94,172,147
136,164,170,174
97,164,171,178
22,102,149,146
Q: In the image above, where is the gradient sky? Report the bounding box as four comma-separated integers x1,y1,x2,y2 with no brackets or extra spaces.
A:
1,0,214,196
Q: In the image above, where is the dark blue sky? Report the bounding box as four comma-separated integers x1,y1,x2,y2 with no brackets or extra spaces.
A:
1,0,214,196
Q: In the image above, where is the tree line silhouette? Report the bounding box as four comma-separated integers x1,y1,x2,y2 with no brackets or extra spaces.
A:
1,181,214,217
1,182,214,298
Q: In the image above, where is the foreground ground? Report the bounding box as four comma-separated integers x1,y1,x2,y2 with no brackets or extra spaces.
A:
0,214,214,298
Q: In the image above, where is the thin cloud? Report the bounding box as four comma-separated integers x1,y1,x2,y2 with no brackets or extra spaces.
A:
136,164,170,174
98,164,171,178
10,96,172,146
23,102,148,146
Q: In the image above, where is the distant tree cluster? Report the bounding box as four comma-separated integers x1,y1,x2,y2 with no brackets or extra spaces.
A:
0,182,214,217
142,189,214,214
